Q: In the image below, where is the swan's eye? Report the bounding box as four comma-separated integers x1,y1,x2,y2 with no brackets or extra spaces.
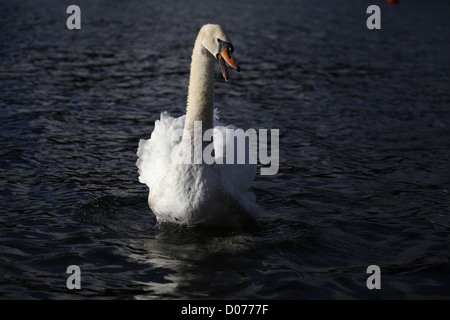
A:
226,48,232,58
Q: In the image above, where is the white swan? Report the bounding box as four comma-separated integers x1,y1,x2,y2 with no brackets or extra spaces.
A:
136,24,261,226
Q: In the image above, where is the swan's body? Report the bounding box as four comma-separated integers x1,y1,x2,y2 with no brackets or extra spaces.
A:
136,24,261,226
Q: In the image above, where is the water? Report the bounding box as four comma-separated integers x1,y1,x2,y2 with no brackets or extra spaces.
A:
1,0,449,299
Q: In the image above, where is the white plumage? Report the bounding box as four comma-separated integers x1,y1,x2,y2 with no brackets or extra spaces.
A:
136,24,262,226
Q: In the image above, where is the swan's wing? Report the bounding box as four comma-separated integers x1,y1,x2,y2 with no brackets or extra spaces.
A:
213,123,257,193
137,110,257,194
136,112,185,189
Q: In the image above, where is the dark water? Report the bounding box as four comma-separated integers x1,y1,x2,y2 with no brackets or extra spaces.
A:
1,0,449,299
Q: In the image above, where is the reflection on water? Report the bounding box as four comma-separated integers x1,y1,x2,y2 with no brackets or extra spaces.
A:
133,228,253,299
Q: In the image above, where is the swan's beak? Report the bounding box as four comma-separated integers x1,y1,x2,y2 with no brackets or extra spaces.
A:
219,47,241,82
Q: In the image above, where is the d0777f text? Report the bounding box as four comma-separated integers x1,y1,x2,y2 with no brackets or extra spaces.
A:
225,304,268,315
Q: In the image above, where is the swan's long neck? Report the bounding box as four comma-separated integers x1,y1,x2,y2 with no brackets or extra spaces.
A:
184,37,215,136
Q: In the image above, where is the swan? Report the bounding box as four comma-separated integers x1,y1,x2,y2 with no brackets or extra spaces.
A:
136,24,261,226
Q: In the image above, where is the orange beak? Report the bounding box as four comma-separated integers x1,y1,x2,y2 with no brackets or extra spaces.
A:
219,47,241,82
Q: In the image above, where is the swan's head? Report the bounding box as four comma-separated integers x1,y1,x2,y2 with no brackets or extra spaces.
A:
199,24,241,82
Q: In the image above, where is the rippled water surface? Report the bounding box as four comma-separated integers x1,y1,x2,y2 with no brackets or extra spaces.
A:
1,0,450,299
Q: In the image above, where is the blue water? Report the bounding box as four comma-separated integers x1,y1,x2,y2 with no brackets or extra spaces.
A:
1,0,449,299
